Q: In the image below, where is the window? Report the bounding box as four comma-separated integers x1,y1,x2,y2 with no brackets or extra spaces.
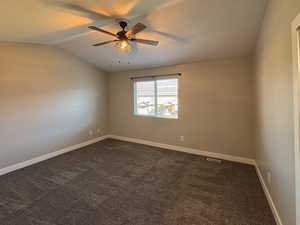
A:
133,77,178,119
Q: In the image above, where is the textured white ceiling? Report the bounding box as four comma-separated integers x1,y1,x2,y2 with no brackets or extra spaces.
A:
1,0,268,72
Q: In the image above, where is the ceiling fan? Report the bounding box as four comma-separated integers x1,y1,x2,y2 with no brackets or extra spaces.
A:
88,21,159,50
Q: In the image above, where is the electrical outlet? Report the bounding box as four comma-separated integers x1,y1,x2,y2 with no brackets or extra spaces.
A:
267,171,272,184
89,130,93,136
180,136,184,142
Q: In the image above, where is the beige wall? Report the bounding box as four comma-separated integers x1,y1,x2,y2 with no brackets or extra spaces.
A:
0,43,108,169
109,56,255,159
254,0,300,224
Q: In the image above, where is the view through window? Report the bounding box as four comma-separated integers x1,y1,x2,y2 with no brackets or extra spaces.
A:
134,78,178,119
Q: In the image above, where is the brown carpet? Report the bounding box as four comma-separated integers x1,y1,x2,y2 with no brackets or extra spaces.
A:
0,139,276,225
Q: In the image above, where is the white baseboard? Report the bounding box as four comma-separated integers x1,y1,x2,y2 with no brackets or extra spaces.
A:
254,163,283,225
0,135,110,177
108,135,255,165
0,134,255,176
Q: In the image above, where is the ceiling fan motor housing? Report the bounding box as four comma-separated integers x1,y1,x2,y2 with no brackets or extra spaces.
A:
117,31,127,40
117,21,128,40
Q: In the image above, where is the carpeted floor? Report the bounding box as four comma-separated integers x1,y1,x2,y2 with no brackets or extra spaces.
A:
0,139,275,225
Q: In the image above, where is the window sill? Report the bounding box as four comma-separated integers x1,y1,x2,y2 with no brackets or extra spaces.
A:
133,114,178,120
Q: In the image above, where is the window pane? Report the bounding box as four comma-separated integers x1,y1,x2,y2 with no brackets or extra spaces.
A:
135,81,155,116
157,79,178,118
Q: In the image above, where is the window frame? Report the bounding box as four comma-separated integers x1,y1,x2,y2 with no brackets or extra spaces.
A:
133,77,179,119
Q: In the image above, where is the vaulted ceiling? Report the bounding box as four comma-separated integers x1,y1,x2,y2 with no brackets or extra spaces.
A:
1,0,268,72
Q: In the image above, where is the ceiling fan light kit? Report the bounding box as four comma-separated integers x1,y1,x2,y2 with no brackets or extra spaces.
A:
88,20,159,51
115,40,130,51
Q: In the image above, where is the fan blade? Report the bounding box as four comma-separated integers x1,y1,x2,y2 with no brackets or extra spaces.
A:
126,23,147,37
93,40,119,46
43,0,111,20
88,26,119,38
130,38,159,46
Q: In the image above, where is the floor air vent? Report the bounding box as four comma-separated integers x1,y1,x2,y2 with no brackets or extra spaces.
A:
206,157,222,164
